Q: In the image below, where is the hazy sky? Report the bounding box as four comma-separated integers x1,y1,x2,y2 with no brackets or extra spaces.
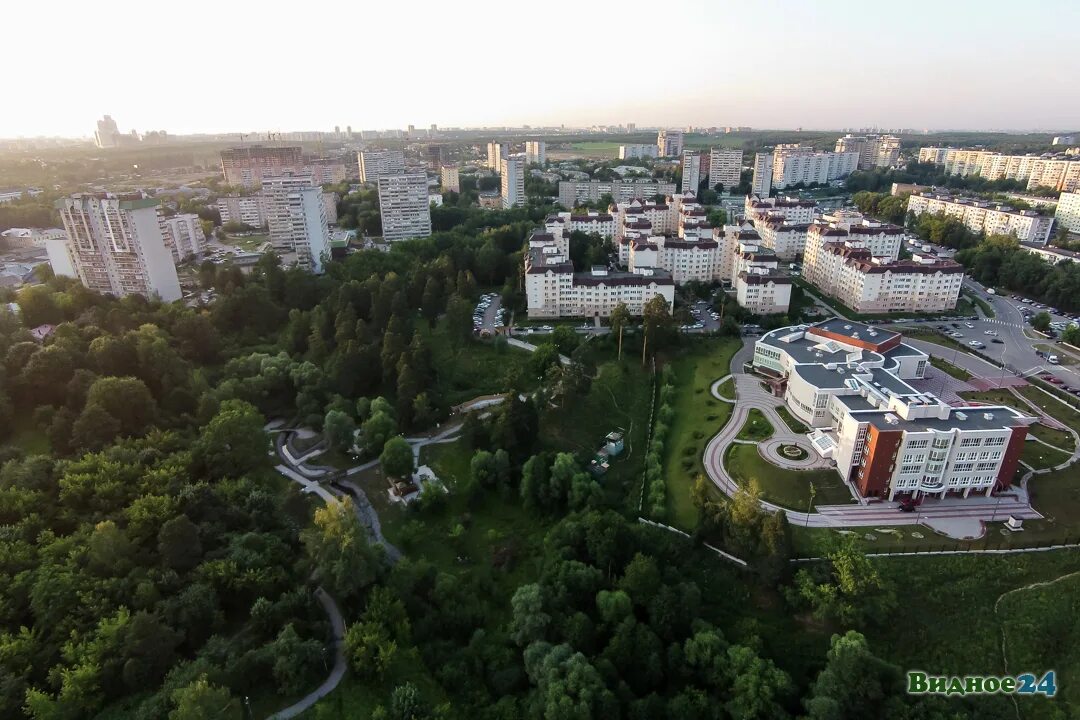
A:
6,0,1079,138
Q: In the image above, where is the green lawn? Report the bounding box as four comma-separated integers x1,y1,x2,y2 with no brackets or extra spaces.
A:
1022,441,1072,470
221,232,268,252
724,444,854,511
971,294,996,318
1016,384,1080,432
569,141,621,152
661,338,742,529
716,377,735,400
1035,343,1078,365
775,405,810,434
430,335,535,406
964,389,1075,451
736,409,774,442
930,355,972,380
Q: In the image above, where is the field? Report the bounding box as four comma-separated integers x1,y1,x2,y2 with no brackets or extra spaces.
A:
724,444,854,511
220,232,269,252
429,334,536,406
660,338,742,529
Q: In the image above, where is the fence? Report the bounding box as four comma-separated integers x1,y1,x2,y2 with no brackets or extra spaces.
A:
636,517,749,568
791,537,1080,562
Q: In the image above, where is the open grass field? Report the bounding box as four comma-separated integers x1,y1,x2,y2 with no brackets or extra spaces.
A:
220,232,268,252
1022,441,1072,470
724,444,853,511
736,408,774,442
9,412,49,455
660,338,742,529
429,335,536,406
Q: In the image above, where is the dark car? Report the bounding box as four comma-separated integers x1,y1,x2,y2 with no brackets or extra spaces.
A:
898,498,917,513
992,338,1004,344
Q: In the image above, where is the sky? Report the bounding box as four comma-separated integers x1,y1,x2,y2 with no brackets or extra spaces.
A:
6,0,1079,138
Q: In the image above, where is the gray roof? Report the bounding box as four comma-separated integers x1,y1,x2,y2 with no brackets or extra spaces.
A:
883,343,927,359
758,328,883,366
867,367,920,397
850,405,1030,433
812,318,898,346
793,363,859,389
835,395,878,413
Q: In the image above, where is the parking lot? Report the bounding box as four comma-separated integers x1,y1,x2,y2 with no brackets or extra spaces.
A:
472,292,505,335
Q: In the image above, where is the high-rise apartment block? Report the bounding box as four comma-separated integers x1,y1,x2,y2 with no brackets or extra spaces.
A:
501,157,526,209
751,153,774,197
159,214,206,262
358,149,406,183
681,152,701,193
525,141,546,166
835,134,902,169
377,173,432,242
753,320,1030,501
917,148,1080,192
708,148,742,192
440,165,460,192
907,192,1054,245
657,130,684,157
558,179,676,208
619,144,659,160
771,145,859,189
486,141,509,172
220,146,305,188
55,193,182,302
217,195,268,228
1056,192,1080,234
263,175,331,273
94,115,121,149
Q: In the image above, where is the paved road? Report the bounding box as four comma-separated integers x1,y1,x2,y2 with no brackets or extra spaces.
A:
266,587,346,719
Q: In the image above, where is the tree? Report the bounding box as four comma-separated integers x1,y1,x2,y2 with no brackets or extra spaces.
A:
788,535,896,627
83,376,158,438
509,583,550,646
380,436,414,479
641,294,673,365
609,302,631,361
324,409,357,453
191,400,268,480
268,623,324,695
302,499,382,600
445,294,473,346
1032,310,1051,332
360,410,397,456
804,631,905,720
71,402,122,452
158,514,203,571
470,449,497,488
530,342,561,377
169,675,240,720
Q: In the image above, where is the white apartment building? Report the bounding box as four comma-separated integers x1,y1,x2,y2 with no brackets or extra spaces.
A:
358,149,406,183
619,144,659,160
558,179,676,208
1054,136,1076,146
1056,192,1080,234
377,173,432,242
44,237,77,278
733,241,792,314
753,320,1030,501
751,152,773,197
263,175,331,273
708,148,742,192
217,195,267,228
55,193,182,302
486,141,509,172
501,156,525,209
681,151,702,193
1027,158,1080,193
835,134,901,169
754,216,811,261
907,192,1054,245
525,141,546,166
919,148,1080,192
917,147,949,165
441,165,460,192
545,211,615,238
159,213,206,262
744,195,817,225
525,232,674,319
657,130,684,157
803,220,962,314
771,145,859,189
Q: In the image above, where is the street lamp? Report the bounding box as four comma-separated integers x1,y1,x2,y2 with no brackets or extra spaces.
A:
804,481,816,528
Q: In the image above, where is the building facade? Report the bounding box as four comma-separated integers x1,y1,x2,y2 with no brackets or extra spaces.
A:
159,213,206,262
917,148,1080,192
907,192,1054,245
486,141,509,172
708,148,742,191
217,195,267,228
753,320,1030,501
771,145,859,189
55,193,181,301
377,173,432,242
657,130,684,157
358,149,406,183
525,141,546,165
751,152,773,197
681,151,701,193
835,134,901,169
1056,191,1080,234
501,156,525,208
558,179,676,208
619,144,659,159
441,165,460,192
263,175,331,273
220,146,305,188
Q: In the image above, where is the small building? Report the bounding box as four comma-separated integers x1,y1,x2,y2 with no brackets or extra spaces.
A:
30,324,56,342
605,431,625,456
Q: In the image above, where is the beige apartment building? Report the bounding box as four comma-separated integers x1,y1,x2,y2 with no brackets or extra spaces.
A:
907,192,1054,244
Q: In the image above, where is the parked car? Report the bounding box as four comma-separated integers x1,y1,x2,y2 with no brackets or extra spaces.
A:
991,338,1004,344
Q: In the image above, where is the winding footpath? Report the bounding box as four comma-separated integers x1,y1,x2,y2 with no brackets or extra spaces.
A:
700,340,1050,538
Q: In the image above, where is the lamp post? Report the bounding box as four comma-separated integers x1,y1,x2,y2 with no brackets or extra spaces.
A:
804,481,816,528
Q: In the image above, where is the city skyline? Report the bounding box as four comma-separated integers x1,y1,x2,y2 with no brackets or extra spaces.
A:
6,0,1079,139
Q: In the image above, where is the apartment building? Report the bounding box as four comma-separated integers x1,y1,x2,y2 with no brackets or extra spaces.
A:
220,146,304,188
358,149,406,183
217,195,267,227
753,320,1030,501
751,152,773,197
733,241,792,314
803,219,962,314
835,134,901,169
525,231,674,318
1056,191,1080,234
708,148,742,191
377,173,432,242
0,227,66,248
501,156,525,208
919,148,1080,192
558,179,676,208
907,192,1054,244
159,213,206,262
681,151,702,193
753,216,811,260
440,165,460,192
44,237,77,278
525,141,546,166
619,144,659,160
263,175,331,273
657,130,684,157
486,141,509,172
54,193,182,301
305,157,349,186
744,195,817,224
545,211,615,238
771,145,859,189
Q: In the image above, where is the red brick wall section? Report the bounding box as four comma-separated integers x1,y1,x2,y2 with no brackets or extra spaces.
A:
996,426,1029,490
857,426,904,498
806,327,901,354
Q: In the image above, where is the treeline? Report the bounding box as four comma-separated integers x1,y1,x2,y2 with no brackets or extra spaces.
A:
851,191,908,224
845,161,1034,195
957,235,1080,312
